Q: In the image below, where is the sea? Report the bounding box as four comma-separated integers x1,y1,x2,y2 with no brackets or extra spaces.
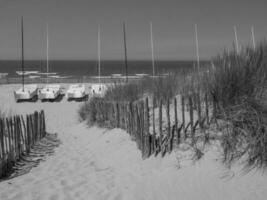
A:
0,60,207,78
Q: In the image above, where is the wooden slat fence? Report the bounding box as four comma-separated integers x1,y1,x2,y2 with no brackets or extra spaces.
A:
0,110,46,178
91,93,214,158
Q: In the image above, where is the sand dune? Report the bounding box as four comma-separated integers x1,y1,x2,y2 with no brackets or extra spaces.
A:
0,84,267,200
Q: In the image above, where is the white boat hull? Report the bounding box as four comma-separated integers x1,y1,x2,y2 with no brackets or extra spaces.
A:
67,91,86,99
38,84,61,100
66,84,86,100
39,91,60,100
14,88,38,101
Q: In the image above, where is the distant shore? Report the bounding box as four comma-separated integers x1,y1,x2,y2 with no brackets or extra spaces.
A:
0,74,171,85
0,76,133,85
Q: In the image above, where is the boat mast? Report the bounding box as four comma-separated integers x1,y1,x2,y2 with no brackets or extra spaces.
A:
123,21,128,82
251,26,256,51
150,22,155,77
234,26,239,54
46,24,49,84
98,25,101,84
21,16,25,91
194,24,200,75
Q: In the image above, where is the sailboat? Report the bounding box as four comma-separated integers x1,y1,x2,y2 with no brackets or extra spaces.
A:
135,22,154,78
111,22,128,80
66,27,87,101
66,83,86,100
38,24,61,101
89,26,107,98
14,17,38,102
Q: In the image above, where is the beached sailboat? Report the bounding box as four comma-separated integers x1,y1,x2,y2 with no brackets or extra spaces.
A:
14,17,38,102
38,24,61,101
66,84,86,100
89,26,107,98
66,45,87,100
16,70,39,75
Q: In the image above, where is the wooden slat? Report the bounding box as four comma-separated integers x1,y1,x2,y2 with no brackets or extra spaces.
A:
166,99,171,152
181,95,186,139
197,93,202,129
159,99,163,151
189,95,195,143
0,119,5,159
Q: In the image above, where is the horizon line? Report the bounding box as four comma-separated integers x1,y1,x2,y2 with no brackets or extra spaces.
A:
0,59,210,62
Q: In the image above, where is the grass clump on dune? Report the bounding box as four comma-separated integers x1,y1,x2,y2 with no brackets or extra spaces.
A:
104,74,181,105
78,74,183,126
78,97,114,127
204,42,267,168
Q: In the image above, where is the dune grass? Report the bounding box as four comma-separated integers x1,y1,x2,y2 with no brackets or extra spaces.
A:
78,41,267,168
103,74,185,105
78,74,184,126
203,42,267,168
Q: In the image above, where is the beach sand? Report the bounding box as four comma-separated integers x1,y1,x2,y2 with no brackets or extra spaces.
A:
0,84,267,200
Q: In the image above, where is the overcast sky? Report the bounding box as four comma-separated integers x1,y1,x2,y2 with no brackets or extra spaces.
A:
0,0,267,60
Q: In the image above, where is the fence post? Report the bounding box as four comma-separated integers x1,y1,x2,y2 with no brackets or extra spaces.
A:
0,119,5,178
2,120,8,161
145,97,150,157
14,116,19,160
124,103,127,130
120,103,123,129
181,95,185,139
0,119,5,162
6,119,12,162
166,99,171,152
116,102,120,128
16,116,22,157
26,115,31,150
9,117,15,162
126,103,129,131
33,112,37,141
128,102,133,136
42,110,46,137
135,103,140,149
140,100,145,157
145,97,150,135
36,111,40,140
189,95,195,143
159,99,163,152
197,93,202,129
38,112,42,139
174,97,179,145
30,115,35,144
122,103,125,129
20,116,27,152
152,97,156,154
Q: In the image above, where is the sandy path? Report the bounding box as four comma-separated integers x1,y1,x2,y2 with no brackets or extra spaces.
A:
0,84,267,200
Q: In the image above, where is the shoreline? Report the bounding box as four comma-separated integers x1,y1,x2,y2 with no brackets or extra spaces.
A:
0,74,171,85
